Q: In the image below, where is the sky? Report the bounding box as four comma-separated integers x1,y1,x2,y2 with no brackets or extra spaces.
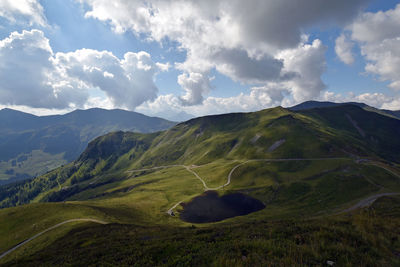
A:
0,0,399,121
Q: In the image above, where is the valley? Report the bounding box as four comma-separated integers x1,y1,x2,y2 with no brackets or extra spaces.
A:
0,108,175,184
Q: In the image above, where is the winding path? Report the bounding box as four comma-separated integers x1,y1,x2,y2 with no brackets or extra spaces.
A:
127,158,400,216
127,164,210,190
127,158,351,215
3,159,399,258
0,218,108,260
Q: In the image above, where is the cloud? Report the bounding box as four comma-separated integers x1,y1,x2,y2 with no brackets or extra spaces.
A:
139,37,327,115
80,0,367,105
343,4,400,90
0,29,162,110
335,34,355,64
321,91,400,110
0,0,46,26
155,62,171,72
213,48,293,84
137,84,289,119
0,30,87,108
178,72,211,105
277,38,327,102
82,0,366,51
381,99,400,110
135,94,194,121
54,49,159,109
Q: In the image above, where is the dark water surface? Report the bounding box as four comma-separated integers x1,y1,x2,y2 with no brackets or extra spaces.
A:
180,191,265,223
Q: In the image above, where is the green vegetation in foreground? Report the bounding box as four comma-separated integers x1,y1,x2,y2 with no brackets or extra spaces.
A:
0,202,119,254
1,196,400,266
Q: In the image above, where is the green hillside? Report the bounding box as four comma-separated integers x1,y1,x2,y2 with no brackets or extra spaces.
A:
0,108,175,184
1,103,400,265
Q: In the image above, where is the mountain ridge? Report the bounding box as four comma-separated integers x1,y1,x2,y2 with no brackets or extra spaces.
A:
2,103,400,209
289,100,400,119
0,108,175,184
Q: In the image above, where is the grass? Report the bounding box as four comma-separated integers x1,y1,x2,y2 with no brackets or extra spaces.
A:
38,159,400,223
1,105,400,264
188,159,239,188
65,166,206,225
0,202,114,253
0,150,67,181
4,157,397,262
2,195,400,266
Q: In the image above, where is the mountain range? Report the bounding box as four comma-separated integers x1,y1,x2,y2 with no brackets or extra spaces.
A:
0,108,175,185
1,101,400,265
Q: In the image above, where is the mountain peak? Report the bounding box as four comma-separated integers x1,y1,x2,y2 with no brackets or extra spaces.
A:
0,107,37,116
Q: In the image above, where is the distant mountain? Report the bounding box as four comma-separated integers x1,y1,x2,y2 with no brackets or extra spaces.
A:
289,100,400,119
0,108,175,184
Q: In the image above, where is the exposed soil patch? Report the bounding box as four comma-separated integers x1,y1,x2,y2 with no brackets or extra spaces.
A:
267,139,285,152
180,191,265,223
346,114,366,137
250,134,261,144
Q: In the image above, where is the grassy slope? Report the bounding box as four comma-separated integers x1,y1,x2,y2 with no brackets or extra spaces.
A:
4,105,399,208
2,195,400,266
1,105,400,264
0,203,113,253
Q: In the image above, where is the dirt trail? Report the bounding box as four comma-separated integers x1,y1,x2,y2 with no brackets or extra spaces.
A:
0,218,108,260
141,158,349,216
130,158,398,216
338,193,400,214
368,162,400,179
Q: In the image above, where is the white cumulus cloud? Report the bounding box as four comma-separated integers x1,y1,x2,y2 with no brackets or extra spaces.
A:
335,34,355,64
80,0,367,105
321,91,400,110
0,0,46,26
137,85,290,119
0,29,87,108
343,4,400,91
277,38,327,102
54,49,160,109
0,29,163,110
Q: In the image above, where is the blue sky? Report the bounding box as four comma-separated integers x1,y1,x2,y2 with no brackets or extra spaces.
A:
0,0,399,120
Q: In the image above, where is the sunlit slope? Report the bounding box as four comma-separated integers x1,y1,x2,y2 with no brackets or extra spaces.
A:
2,104,400,211
136,107,345,166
